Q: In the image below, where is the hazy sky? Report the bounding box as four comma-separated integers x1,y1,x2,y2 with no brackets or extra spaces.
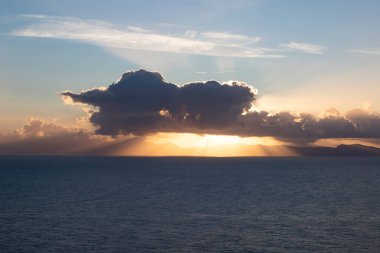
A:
0,1,380,155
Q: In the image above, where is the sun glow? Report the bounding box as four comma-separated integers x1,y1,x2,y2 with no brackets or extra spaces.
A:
130,133,296,157
146,133,281,148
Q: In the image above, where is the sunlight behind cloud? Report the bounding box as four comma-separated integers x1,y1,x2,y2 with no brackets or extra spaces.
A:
145,133,283,148
114,132,295,157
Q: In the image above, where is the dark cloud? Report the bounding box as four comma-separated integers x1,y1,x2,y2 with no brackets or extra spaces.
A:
62,69,380,142
62,69,255,135
345,108,380,137
233,110,380,142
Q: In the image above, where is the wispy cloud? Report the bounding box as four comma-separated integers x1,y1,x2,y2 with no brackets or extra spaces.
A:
195,70,239,74
348,48,380,55
200,31,260,43
12,15,283,58
280,42,326,55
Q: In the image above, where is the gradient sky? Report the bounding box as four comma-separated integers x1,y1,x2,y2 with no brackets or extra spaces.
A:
1,1,380,155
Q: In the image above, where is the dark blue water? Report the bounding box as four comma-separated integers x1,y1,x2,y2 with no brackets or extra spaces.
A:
1,156,380,252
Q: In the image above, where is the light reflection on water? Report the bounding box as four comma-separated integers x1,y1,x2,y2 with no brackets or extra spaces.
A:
0,156,379,252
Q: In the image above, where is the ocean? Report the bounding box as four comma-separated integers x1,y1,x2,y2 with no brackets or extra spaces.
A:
1,156,379,252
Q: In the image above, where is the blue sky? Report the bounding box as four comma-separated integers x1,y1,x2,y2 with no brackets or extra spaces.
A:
1,0,380,130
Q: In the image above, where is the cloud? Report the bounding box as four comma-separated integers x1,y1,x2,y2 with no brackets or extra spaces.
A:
347,48,380,55
12,15,283,58
280,42,326,55
0,118,110,154
62,70,380,142
13,15,212,54
200,31,260,43
62,69,256,135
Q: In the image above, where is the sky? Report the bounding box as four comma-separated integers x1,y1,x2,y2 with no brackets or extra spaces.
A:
1,0,380,156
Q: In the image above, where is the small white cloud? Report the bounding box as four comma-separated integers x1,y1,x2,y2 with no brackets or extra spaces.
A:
280,42,326,55
184,30,198,38
201,31,260,43
127,26,153,33
347,48,380,55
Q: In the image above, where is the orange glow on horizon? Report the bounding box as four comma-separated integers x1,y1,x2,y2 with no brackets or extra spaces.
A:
110,133,297,157
145,133,283,148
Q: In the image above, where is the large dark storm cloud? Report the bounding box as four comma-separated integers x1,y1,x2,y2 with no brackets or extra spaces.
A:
62,69,380,141
63,69,255,135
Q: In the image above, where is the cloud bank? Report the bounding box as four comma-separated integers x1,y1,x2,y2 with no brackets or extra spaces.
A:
1,118,380,156
63,70,380,142
0,119,109,154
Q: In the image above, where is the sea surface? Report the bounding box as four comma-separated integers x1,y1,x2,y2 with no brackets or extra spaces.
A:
0,156,380,252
